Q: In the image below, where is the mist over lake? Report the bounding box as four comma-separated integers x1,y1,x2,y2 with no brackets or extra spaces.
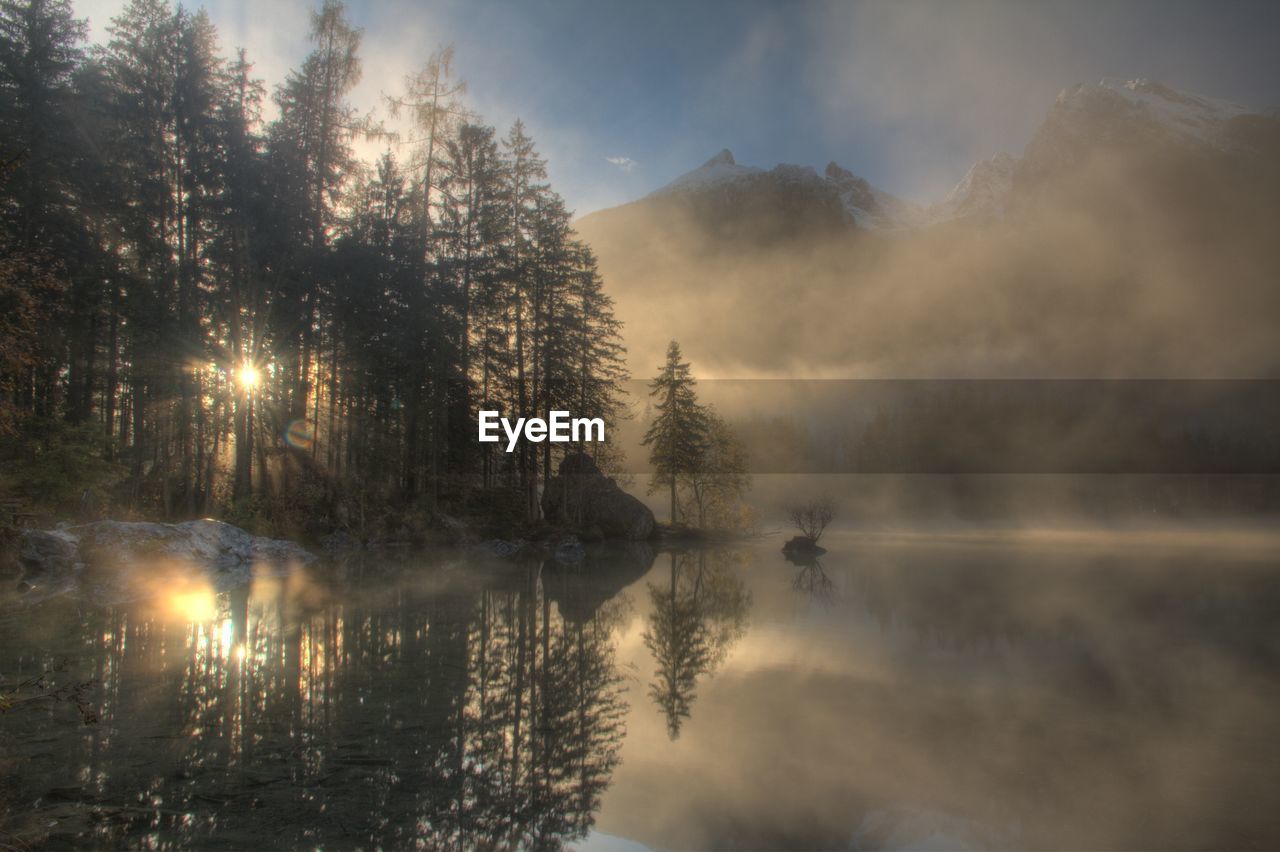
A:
4,532,1279,848
3,0,1280,848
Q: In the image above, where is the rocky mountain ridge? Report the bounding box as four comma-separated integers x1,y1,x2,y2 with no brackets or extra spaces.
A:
591,78,1273,233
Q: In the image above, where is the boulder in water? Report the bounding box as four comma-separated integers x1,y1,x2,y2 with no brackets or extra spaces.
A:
541,453,656,541
18,529,80,576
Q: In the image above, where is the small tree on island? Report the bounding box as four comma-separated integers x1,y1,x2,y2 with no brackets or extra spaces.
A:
643,341,710,524
680,408,751,530
788,497,834,545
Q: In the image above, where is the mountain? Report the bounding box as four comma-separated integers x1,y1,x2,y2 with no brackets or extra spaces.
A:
582,144,1016,237
611,149,852,243
1020,77,1273,181
575,79,1280,379
822,162,925,229
650,148,761,194
621,148,930,233
583,78,1275,238
925,152,1017,223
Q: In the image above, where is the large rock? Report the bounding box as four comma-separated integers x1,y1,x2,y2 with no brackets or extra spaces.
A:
19,519,314,577
18,529,80,576
541,453,656,541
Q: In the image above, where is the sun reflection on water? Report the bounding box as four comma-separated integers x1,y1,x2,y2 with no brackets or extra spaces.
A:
3,537,1280,849
163,582,217,623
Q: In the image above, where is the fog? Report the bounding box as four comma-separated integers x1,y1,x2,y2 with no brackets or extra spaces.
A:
576,111,1280,525
598,532,1280,849
799,1,1280,199
579,135,1280,381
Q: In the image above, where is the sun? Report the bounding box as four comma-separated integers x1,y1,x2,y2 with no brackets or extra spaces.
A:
237,362,259,389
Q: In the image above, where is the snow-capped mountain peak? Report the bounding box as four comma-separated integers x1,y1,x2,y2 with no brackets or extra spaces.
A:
627,79,1268,234
824,161,924,230
1018,77,1269,182
648,149,1005,231
1054,77,1253,148
651,148,763,196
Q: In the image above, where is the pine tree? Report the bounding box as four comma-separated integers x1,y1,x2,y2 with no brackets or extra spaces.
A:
642,340,708,524
500,119,549,518
209,47,268,499
99,0,184,506
270,0,362,436
437,121,503,482
388,44,466,502
0,0,86,247
0,0,87,424
566,243,626,467
0,0,631,530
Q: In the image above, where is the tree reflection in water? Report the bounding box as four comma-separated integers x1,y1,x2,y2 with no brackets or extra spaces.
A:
0,549,645,849
643,549,751,739
785,551,836,602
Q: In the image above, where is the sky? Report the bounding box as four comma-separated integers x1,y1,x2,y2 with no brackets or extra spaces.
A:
73,0,1280,216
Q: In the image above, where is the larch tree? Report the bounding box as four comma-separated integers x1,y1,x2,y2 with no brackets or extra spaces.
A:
387,44,467,502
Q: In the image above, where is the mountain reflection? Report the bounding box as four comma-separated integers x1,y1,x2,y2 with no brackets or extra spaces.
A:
0,549,648,849
643,549,751,739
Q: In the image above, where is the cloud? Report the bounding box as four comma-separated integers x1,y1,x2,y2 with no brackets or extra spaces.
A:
606,156,638,173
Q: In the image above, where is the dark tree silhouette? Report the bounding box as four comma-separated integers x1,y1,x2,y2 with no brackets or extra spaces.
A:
788,497,834,544
0,0,627,529
642,340,709,524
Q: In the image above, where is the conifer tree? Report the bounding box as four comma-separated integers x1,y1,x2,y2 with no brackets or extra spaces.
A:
642,340,708,524
0,0,629,530
0,0,87,423
270,0,362,435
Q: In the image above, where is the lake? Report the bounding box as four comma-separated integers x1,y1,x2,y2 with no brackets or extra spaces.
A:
2,531,1279,849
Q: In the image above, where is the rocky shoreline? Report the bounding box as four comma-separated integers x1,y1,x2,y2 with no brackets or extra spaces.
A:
3,519,316,601
0,455,768,605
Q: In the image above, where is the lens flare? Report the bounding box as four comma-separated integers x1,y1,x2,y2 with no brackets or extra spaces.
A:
237,362,259,388
285,419,314,451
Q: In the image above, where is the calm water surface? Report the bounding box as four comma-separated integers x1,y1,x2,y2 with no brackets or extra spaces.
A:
2,531,1279,850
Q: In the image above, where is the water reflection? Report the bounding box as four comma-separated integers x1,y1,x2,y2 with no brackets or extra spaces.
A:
786,552,836,602
643,550,751,738
0,547,647,849
4,533,1280,849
